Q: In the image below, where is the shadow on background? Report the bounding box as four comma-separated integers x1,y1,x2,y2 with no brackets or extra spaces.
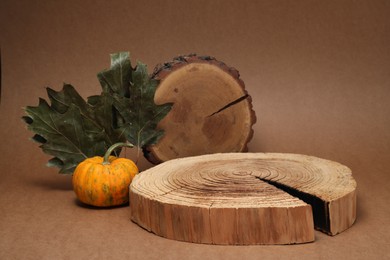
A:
74,198,129,210
30,174,73,191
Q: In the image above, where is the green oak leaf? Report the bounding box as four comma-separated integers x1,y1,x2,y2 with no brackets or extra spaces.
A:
97,53,172,151
22,52,171,173
46,83,90,113
97,52,132,97
113,61,172,149
87,92,125,144
23,85,124,174
95,52,132,129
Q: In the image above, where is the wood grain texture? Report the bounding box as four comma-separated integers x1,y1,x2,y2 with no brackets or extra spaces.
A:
130,153,357,245
144,54,256,164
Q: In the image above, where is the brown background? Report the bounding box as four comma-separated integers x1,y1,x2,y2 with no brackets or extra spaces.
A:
1,0,389,259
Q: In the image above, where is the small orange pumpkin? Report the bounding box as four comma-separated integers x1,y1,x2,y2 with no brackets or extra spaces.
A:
72,142,138,207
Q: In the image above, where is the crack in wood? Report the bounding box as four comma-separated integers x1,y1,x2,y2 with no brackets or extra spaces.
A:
207,94,249,117
254,176,331,234
208,201,215,244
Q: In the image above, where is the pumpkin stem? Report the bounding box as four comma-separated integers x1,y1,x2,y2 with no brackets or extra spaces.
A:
103,142,134,165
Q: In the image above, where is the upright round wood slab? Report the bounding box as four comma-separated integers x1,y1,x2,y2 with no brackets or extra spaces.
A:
130,153,357,245
144,54,256,164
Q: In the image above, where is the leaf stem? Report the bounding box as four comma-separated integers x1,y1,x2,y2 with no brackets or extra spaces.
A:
103,142,134,165
136,147,141,165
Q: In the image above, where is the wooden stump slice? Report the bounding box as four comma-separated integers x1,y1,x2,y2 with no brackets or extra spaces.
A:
130,153,357,245
144,54,256,164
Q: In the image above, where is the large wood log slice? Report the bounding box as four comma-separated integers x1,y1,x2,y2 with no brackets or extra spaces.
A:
144,54,256,164
130,153,357,245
